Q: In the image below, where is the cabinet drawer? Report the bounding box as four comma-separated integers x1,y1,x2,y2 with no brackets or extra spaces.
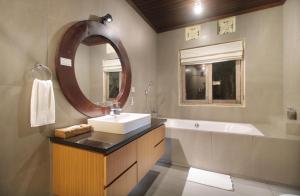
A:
105,141,137,186
104,163,137,196
152,125,165,146
137,132,153,182
154,139,165,163
137,125,166,182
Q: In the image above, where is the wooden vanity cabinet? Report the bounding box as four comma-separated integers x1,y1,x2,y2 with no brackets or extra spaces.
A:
104,141,137,186
52,125,165,196
104,164,137,196
137,125,165,182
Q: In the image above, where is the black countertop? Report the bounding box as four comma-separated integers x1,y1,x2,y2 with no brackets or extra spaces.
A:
50,118,166,155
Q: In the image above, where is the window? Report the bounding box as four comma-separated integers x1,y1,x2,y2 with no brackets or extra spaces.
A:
105,71,121,100
102,59,122,102
180,41,244,106
184,64,207,101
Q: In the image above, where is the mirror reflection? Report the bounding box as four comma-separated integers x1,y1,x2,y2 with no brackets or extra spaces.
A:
74,36,122,105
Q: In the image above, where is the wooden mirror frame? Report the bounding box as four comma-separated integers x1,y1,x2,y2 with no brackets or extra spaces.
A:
55,20,131,117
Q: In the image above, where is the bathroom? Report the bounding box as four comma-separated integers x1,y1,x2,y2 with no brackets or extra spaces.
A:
0,0,299,195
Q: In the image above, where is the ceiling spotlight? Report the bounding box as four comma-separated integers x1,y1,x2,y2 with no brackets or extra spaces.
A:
194,0,203,15
100,14,113,24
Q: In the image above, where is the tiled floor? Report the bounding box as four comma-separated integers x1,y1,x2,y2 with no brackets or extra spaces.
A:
129,163,300,196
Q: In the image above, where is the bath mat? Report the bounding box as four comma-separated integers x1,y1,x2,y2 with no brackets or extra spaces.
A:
187,168,233,191
280,195,300,196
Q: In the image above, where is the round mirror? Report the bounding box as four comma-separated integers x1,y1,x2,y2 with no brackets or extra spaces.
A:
74,37,121,106
55,20,131,117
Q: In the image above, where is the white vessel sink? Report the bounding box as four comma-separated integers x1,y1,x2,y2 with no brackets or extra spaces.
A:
88,113,151,134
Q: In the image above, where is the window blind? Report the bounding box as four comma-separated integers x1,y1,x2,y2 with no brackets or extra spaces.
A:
102,59,121,72
180,41,244,65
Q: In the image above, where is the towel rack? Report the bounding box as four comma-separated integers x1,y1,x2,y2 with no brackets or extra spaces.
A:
31,64,52,80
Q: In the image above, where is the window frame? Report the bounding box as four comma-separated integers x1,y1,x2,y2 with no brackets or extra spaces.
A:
103,71,122,102
180,60,244,107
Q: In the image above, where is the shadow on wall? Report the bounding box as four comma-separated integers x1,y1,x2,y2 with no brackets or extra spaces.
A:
2,139,50,195
160,138,189,167
0,8,52,195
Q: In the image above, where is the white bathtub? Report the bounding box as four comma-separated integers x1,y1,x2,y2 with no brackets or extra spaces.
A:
162,119,300,187
165,118,264,136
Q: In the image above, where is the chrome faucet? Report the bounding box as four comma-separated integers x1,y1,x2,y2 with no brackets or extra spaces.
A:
110,102,122,115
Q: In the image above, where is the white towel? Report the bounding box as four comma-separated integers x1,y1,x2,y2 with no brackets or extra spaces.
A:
30,79,55,127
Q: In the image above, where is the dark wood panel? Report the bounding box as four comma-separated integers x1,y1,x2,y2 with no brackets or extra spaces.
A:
127,0,286,33
81,35,109,46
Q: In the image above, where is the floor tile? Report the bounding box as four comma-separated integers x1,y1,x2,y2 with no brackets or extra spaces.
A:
146,186,180,196
150,174,187,195
272,193,300,196
182,181,242,196
152,163,189,181
232,177,270,189
131,163,300,196
233,181,273,196
269,184,300,196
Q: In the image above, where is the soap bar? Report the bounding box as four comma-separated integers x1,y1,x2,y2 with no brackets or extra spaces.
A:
55,124,93,139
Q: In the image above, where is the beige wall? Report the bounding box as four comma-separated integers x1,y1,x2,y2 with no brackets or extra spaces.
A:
75,44,91,99
157,6,284,124
89,44,105,104
0,0,157,195
283,0,300,123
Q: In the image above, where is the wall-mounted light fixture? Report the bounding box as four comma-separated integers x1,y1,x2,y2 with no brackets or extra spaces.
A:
99,14,113,24
194,0,203,15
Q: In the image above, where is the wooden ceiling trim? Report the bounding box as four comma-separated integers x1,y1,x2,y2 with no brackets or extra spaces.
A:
158,0,286,33
126,0,158,32
127,0,286,33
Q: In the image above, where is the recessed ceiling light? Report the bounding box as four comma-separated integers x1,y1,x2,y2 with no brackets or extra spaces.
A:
194,0,203,15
